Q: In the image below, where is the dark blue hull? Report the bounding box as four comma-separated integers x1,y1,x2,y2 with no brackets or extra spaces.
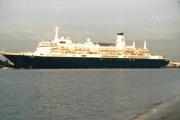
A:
3,55,169,69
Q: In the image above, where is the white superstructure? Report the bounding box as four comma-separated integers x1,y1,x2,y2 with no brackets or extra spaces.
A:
4,26,169,61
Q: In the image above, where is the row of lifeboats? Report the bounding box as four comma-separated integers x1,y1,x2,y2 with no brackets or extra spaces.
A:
49,46,149,55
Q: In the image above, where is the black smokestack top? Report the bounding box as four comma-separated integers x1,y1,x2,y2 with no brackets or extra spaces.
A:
117,33,123,35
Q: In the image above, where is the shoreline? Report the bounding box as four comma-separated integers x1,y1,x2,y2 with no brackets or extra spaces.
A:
134,96,180,120
151,100,180,120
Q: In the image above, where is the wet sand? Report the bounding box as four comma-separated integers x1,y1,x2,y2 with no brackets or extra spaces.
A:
147,100,180,120
156,101,180,120
134,98,180,120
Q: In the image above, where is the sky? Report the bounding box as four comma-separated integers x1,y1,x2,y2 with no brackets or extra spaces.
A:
0,0,180,61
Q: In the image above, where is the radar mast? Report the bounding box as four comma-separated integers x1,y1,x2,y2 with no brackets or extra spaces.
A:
54,26,61,41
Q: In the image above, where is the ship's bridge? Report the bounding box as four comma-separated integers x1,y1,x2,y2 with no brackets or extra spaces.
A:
57,37,72,45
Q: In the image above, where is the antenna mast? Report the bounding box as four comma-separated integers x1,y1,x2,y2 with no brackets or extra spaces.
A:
54,26,61,41
144,41,146,49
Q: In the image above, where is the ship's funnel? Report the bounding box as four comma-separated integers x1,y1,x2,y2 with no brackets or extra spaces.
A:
144,41,146,49
117,33,124,35
116,33,126,48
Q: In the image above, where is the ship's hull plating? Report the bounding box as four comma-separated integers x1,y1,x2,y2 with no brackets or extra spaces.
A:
3,54,169,69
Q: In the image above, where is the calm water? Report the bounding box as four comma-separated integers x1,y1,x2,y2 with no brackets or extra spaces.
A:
0,68,180,120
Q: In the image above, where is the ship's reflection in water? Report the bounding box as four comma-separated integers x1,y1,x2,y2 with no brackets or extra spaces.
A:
0,69,180,120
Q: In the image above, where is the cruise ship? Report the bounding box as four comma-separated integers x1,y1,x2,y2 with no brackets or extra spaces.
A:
1,26,170,69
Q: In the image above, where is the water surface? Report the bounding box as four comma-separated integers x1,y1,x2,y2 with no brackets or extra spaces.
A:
0,68,180,120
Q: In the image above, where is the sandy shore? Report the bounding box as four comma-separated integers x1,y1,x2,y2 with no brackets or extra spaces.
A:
147,100,180,120
134,97,180,120
156,101,180,120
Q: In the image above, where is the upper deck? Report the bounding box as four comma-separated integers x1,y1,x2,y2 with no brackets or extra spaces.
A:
1,26,170,61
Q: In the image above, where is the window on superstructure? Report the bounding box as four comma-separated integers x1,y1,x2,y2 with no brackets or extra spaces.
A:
60,41,66,44
81,55,86,57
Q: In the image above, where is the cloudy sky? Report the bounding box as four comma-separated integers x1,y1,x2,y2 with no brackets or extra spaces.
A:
0,0,180,61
